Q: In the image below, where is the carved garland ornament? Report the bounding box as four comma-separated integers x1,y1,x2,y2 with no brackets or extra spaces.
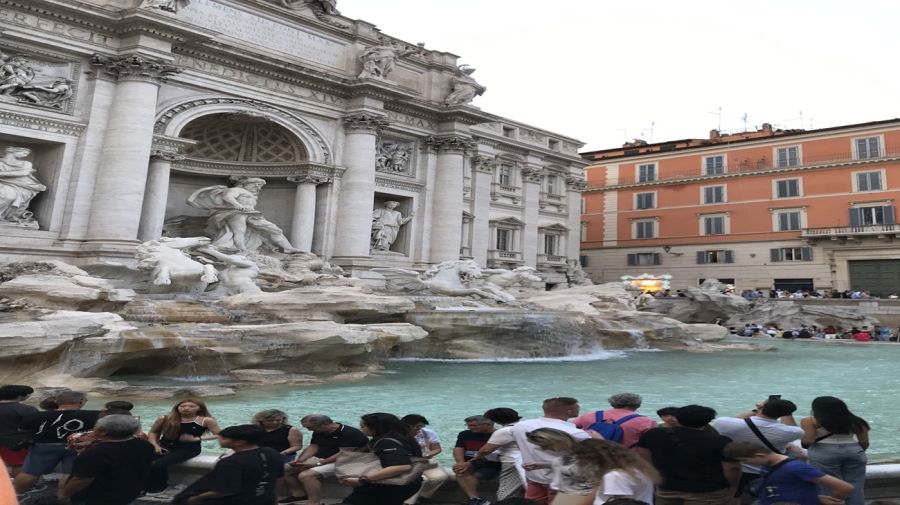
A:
154,98,333,164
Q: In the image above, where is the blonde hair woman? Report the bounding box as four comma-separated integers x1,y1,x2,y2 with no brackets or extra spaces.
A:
251,409,303,464
525,428,593,505
571,439,659,505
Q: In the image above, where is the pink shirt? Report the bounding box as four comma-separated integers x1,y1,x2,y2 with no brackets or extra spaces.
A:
572,408,657,448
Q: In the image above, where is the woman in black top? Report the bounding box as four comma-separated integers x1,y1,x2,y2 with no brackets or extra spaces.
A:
147,399,221,493
340,412,423,505
251,409,303,464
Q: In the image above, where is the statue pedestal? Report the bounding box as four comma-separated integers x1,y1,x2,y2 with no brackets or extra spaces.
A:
331,250,414,282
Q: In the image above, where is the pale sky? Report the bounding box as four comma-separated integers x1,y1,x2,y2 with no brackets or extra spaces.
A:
340,0,900,152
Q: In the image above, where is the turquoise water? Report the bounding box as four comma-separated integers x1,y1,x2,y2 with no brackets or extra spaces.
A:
127,339,900,463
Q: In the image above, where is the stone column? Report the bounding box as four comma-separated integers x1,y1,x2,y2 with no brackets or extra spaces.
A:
566,175,587,259
332,113,388,259
521,165,543,267
85,55,181,243
469,155,494,265
288,173,331,252
137,149,184,242
428,136,475,263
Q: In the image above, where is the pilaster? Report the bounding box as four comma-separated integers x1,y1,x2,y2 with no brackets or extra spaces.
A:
427,135,476,263
521,164,543,267
470,155,494,265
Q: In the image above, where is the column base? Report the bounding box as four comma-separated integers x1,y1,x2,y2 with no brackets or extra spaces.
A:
330,252,415,281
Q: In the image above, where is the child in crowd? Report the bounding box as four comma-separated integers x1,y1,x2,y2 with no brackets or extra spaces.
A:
724,441,853,505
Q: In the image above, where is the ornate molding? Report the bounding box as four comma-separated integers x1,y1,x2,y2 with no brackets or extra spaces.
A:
375,175,424,193
425,135,476,154
90,54,181,83
344,113,390,133
471,155,494,174
565,175,588,191
150,148,186,162
0,110,85,136
171,159,342,178
520,165,543,183
288,173,332,185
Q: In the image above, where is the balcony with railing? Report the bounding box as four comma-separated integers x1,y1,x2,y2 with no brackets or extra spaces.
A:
487,249,523,263
591,149,900,189
537,253,567,266
802,223,900,240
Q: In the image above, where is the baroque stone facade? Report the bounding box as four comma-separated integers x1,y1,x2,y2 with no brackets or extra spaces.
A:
0,0,586,283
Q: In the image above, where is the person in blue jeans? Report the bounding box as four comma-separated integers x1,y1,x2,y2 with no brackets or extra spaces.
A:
800,396,870,505
724,441,853,505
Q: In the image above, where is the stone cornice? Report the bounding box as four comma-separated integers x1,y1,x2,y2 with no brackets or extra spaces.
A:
90,54,181,83
375,175,424,193
344,112,390,133
0,109,86,137
347,79,419,102
172,159,341,178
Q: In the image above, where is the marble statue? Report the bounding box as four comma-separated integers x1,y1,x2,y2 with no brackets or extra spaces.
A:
358,41,418,79
371,201,413,252
444,65,486,106
197,246,262,295
480,266,542,290
0,147,46,228
135,236,219,287
565,259,593,287
376,259,527,303
376,142,411,174
0,53,72,108
188,176,302,253
139,0,191,13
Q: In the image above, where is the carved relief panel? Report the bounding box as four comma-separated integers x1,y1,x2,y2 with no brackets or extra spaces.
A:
0,45,78,113
375,138,415,177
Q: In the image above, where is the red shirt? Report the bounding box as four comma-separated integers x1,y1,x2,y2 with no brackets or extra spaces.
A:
571,408,657,448
852,332,871,342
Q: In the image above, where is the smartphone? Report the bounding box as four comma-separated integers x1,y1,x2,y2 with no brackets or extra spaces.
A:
768,394,781,401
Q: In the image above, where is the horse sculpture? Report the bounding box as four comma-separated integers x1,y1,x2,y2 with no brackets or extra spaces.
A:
375,259,540,303
135,237,219,287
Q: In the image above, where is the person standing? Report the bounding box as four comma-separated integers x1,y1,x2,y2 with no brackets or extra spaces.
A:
251,409,303,464
57,415,155,505
147,398,221,492
174,424,283,505
801,396,870,505
401,414,448,505
572,393,657,449
0,385,37,476
338,412,423,505
452,415,500,505
572,439,659,505
473,408,526,501
636,405,741,505
712,398,805,503
523,428,593,505
13,391,100,495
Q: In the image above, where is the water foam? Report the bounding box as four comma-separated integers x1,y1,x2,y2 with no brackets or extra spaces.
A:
388,348,627,363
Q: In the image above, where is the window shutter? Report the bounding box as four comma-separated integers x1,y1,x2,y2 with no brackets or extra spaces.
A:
770,248,781,262
627,254,637,266
696,251,707,264
884,206,896,225
801,247,813,261
652,253,662,265
724,250,734,263
848,208,861,226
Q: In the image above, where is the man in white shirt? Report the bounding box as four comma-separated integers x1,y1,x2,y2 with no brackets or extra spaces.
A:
711,398,805,504
473,397,588,505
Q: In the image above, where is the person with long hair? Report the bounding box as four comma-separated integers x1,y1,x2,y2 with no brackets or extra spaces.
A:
523,428,593,505
339,412,423,505
251,409,303,464
400,414,447,505
572,439,659,505
801,396,870,505
147,398,221,493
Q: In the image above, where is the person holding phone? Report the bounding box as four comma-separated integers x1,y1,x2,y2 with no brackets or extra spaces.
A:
710,397,805,504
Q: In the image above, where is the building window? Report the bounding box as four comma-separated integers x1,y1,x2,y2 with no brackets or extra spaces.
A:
770,247,813,262
704,155,725,175
854,171,883,192
775,178,801,198
776,146,800,167
777,210,802,231
702,215,726,236
543,234,559,255
498,164,513,186
635,192,655,209
849,205,895,226
580,222,588,241
579,255,589,267
702,185,725,204
496,228,513,251
545,175,559,195
855,136,881,159
502,126,516,138
548,139,560,150
637,163,656,182
634,220,656,239
627,252,661,266
696,250,734,264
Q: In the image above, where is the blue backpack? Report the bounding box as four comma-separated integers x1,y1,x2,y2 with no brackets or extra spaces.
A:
586,411,642,444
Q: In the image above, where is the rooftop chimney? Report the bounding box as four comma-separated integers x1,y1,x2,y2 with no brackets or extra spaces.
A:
709,129,720,140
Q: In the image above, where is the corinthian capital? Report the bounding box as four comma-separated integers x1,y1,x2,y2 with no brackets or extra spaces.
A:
150,148,186,162
288,174,332,185
425,135,476,154
90,54,182,83
344,113,390,133
566,175,588,191
471,155,494,173
520,165,543,183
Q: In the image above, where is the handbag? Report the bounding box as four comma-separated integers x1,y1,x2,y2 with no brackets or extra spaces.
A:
334,438,436,486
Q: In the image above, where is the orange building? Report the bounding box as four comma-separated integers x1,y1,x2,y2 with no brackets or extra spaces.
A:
580,119,900,295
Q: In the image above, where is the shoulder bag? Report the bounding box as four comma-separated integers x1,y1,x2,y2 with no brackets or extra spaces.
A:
334,438,436,486
743,418,784,454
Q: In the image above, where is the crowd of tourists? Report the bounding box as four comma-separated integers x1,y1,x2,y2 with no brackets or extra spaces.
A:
733,323,899,342
0,384,885,505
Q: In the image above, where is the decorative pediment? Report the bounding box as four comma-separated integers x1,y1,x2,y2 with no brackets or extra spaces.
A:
491,216,526,228
539,223,569,232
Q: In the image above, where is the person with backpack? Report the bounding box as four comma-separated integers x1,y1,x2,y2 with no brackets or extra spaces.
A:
572,393,657,449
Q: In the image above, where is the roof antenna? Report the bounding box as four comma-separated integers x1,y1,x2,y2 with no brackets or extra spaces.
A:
741,113,748,132
708,106,722,131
